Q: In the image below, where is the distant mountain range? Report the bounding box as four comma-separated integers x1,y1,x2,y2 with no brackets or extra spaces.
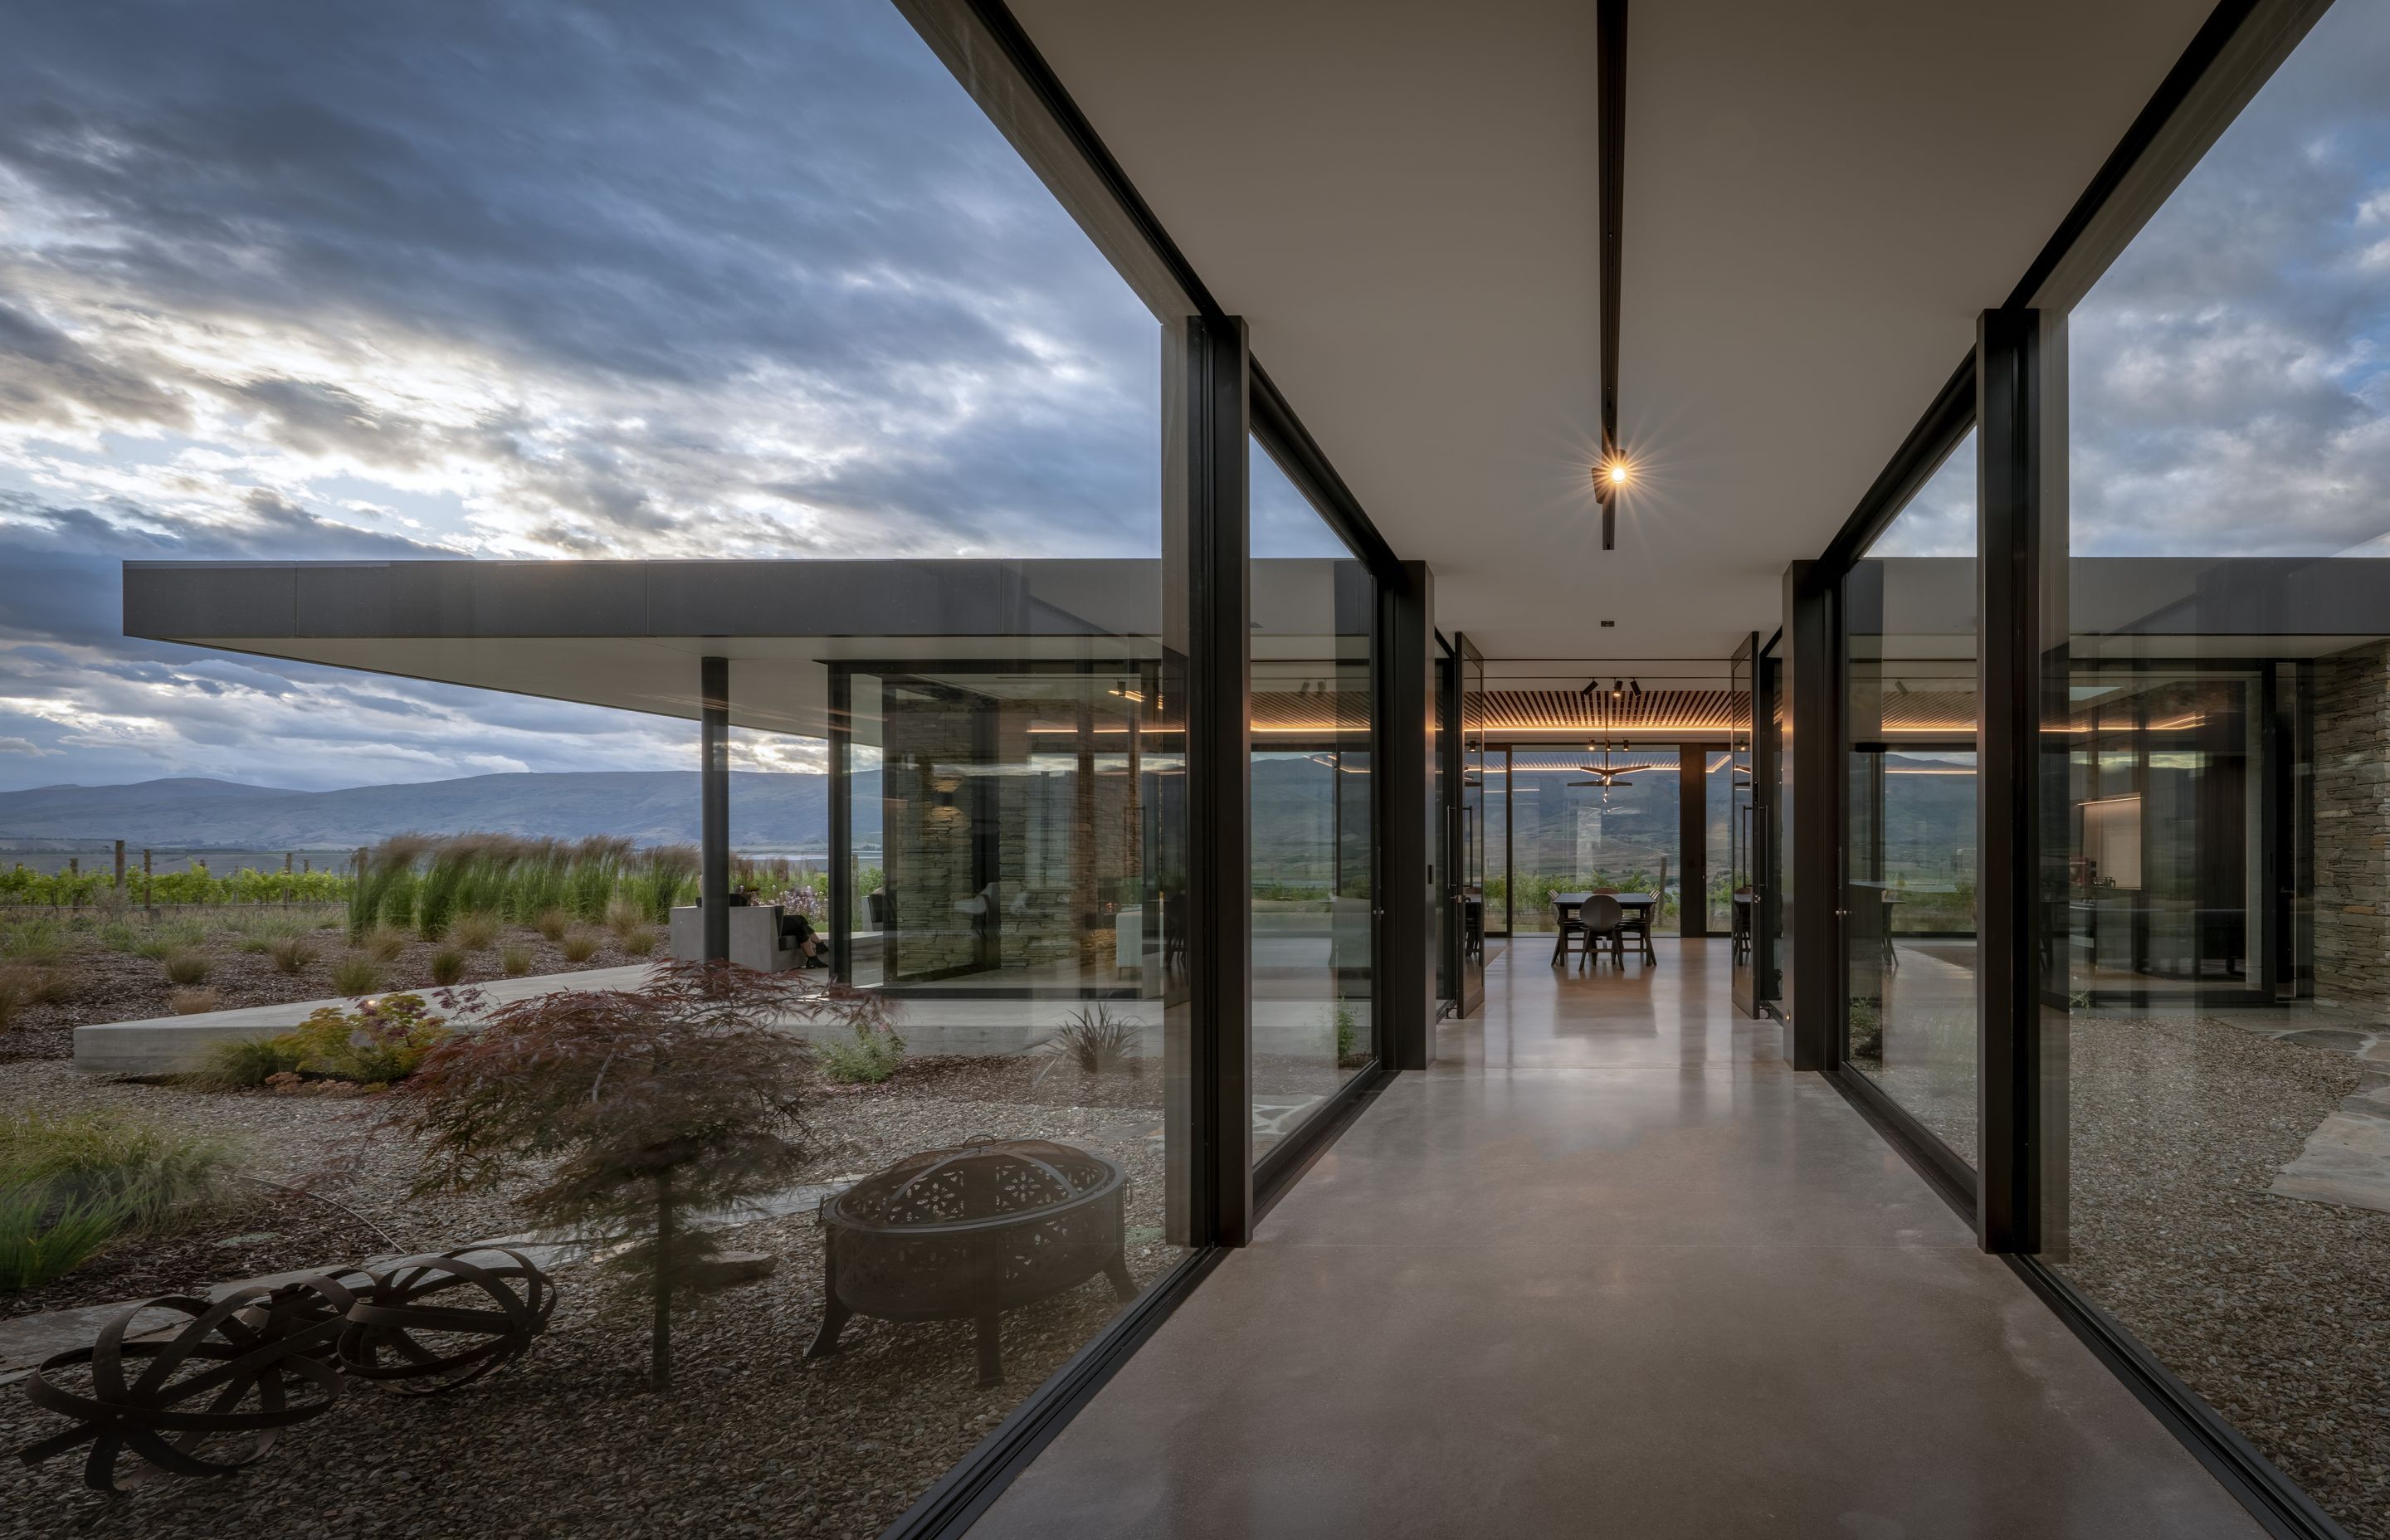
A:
0,772,877,850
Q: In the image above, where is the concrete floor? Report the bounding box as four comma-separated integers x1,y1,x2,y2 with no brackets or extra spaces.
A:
966,940,2265,1539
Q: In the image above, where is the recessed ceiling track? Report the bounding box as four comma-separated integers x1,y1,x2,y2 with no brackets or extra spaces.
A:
1596,0,1627,551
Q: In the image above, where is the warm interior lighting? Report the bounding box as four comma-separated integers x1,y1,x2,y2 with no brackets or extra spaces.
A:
1602,459,1631,489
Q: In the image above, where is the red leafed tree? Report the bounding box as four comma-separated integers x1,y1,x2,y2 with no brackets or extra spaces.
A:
387,960,894,1391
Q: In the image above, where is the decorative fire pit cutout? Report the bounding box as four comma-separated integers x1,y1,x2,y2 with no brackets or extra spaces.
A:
807,1137,1135,1386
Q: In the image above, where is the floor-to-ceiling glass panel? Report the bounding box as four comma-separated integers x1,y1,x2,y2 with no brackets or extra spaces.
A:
1507,745,1680,947
2044,7,2390,1527
1488,746,1515,939
0,2,1198,1529
1251,439,1375,1159
1842,432,1981,1161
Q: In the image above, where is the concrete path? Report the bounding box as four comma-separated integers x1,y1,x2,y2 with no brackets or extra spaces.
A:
73,964,656,1075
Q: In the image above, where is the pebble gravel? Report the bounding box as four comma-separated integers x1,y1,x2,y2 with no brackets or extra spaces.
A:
1,1061,1180,1539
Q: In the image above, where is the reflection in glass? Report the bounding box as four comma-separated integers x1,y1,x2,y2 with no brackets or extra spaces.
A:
1843,431,1980,1162
2042,6,2390,1529
1251,440,1375,1158
1505,748,1681,936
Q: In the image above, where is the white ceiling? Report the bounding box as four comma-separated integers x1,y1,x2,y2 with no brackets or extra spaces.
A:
1004,0,2217,662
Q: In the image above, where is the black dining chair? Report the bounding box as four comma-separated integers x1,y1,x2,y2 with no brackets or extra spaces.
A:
1550,896,1588,966
1579,893,1627,968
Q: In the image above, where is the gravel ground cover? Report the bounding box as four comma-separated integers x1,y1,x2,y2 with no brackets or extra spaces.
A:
2,1187,386,1319
2061,1014,2390,1538
0,911,660,1065
2,1059,1178,1538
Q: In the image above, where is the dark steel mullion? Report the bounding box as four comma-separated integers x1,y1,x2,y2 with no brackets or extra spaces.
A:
1183,313,1254,1247
828,665,852,981
700,655,730,963
1976,307,2043,1254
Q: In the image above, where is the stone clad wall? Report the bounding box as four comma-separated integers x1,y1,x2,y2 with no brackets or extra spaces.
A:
2312,641,2390,1013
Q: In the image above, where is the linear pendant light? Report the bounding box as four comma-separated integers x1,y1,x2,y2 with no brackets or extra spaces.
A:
1595,0,1628,551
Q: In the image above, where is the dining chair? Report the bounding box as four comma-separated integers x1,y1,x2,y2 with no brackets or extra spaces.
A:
1579,894,1627,968
1550,895,1589,966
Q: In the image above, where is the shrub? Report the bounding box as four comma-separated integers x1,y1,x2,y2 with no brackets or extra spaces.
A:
387,960,890,1391
619,927,658,958
559,928,601,963
534,908,571,943
0,1191,127,1291
1334,1002,1363,1065
363,924,411,964
817,1020,907,1084
0,1109,239,1236
0,917,69,967
161,948,213,987
1037,1002,1140,1078
499,943,534,977
429,947,467,987
130,919,207,960
269,993,452,1084
331,953,385,997
168,986,222,1015
0,965,71,1031
451,911,501,952
268,935,315,974
202,1035,298,1089
605,896,647,940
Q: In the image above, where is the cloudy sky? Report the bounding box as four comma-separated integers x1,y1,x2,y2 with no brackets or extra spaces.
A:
1876,0,2390,561
0,2,2384,792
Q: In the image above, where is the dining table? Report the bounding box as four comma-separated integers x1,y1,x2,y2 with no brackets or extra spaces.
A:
1550,891,1662,964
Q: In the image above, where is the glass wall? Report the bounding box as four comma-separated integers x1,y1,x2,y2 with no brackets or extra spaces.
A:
1251,441,1376,1159
1505,747,1682,935
0,3,1210,1533
2040,6,2390,1530
1842,432,1981,1160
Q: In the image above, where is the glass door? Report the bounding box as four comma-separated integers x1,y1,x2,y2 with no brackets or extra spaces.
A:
1729,633,1765,1016
1452,635,1487,1016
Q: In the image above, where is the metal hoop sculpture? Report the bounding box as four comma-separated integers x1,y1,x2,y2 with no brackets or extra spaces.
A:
17,1274,356,1494
336,1247,556,1395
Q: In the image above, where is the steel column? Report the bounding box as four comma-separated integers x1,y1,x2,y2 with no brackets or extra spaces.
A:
1977,306,2046,1254
700,655,731,964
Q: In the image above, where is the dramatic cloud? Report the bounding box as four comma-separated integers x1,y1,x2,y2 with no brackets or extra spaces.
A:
0,1,2384,797
2068,0,2390,558
0,0,1162,791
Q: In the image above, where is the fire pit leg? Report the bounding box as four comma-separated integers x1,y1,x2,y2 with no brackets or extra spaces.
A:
805,1247,851,1361
1102,1250,1138,1303
973,1307,1004,1387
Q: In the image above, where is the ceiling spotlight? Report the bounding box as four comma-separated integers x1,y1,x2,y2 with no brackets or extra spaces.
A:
1629,680,1641,696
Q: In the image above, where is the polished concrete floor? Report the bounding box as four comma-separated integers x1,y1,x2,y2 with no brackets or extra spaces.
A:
967,942,2264,1539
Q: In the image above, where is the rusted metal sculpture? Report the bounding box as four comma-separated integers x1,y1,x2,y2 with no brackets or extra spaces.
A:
808,1137,1135,1386
17,1248,558,1494
337,1246,555,1395
17,1274,357,1494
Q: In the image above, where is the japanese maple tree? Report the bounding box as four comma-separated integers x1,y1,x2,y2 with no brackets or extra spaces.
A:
387,959,895,1391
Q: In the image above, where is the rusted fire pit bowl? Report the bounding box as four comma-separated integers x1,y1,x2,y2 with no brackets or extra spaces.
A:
806,1136,1136,1386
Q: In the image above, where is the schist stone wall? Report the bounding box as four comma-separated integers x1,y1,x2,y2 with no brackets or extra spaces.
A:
2312,640,2390,1015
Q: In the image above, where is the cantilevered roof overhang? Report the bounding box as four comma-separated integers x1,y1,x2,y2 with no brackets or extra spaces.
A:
122,558,1367,741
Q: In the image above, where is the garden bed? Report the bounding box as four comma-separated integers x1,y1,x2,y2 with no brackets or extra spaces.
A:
1,1054,1180,1540
2060,1014,2390,1539
0,909,661,1065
